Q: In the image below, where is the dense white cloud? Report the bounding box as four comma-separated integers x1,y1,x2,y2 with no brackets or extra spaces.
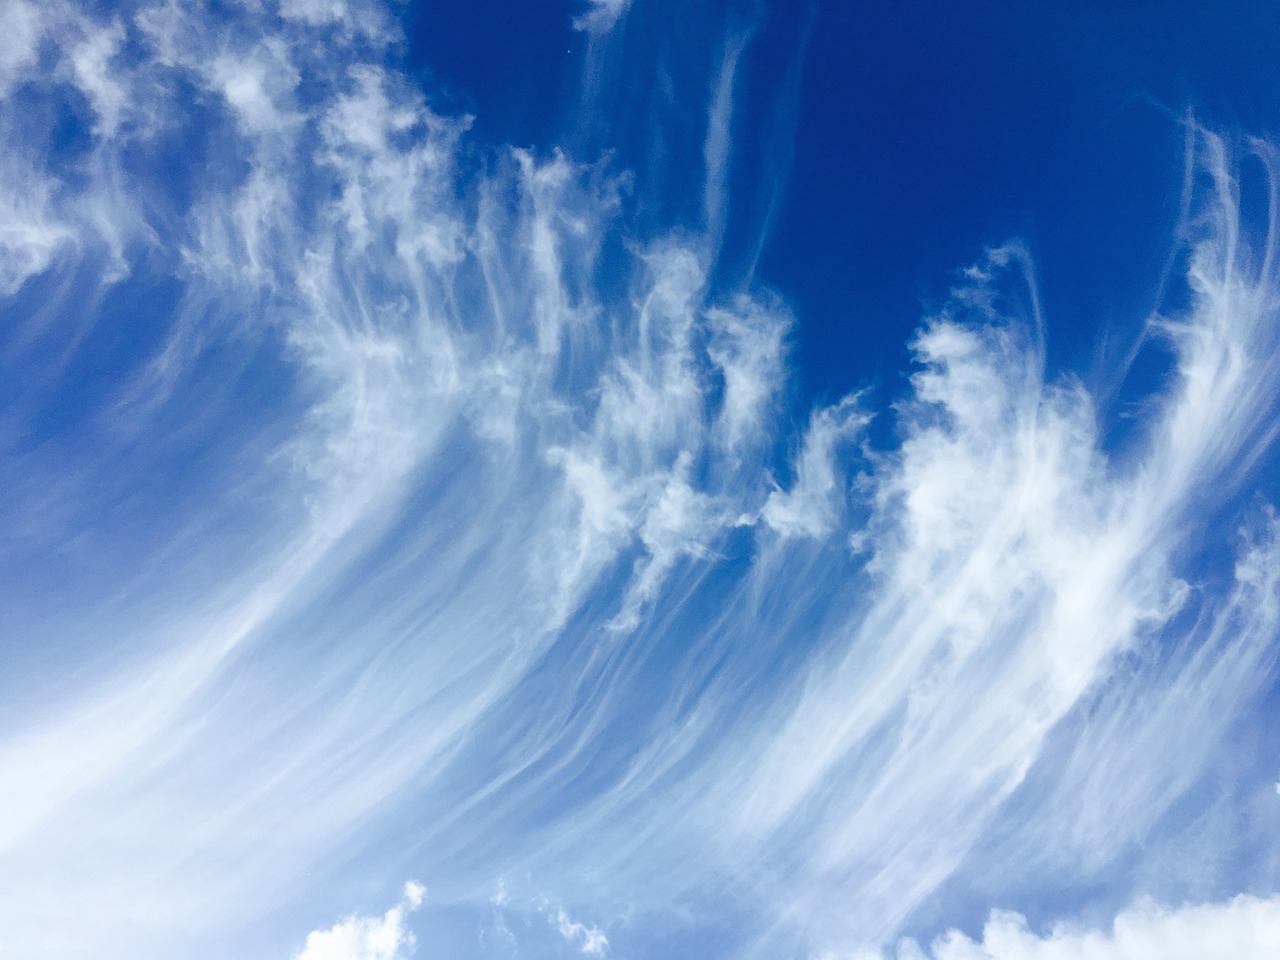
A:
891,894,1280,960
296,883,426,960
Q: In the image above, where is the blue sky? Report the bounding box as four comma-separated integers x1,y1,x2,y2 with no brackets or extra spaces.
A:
3,1,1280,958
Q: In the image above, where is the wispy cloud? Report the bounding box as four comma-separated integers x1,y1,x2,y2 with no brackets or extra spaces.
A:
552,907,610,957
573,0,632,36
1,2,1278,960
703,27,752,245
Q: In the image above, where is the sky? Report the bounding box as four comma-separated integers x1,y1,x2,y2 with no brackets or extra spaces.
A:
2,1,1280,958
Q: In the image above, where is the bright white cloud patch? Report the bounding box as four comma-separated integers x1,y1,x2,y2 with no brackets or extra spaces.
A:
296,883,425,960
887,894,1280,960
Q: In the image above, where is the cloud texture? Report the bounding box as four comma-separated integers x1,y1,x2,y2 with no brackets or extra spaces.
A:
896,894,1280,960
296,883,425,960
0,1,1278,959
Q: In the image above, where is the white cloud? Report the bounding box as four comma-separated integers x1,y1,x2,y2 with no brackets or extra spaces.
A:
0,0,46,96
0,157,73,294
760,394,867,539
707,294,790,456
280,0,351,27
907,894,1280,960
979,509,1280,883
703,30,751,242
681,130,1280,947
66,18,128,137
553,907,610,956
1,2,1279,958
295,883,425,960
207,41,301,135
573,0,631,35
